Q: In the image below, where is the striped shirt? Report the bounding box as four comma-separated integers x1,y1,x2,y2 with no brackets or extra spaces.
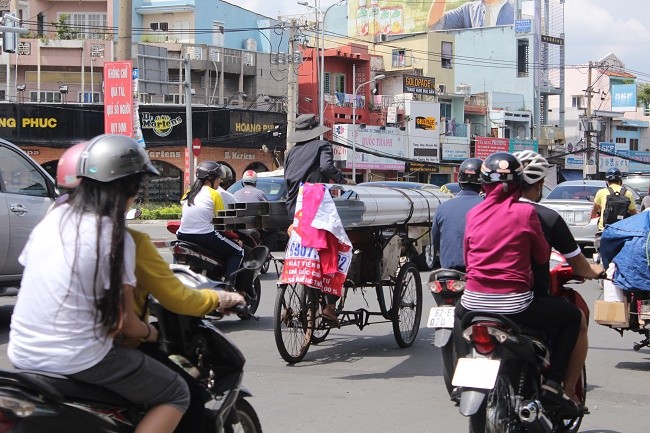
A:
461,289,534,314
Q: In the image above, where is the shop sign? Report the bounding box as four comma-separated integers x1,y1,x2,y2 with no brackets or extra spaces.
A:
224,151,256,160
141,113,183,137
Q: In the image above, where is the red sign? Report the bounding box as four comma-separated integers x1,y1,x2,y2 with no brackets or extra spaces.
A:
474,136,509,159
103,61,133,137
192,138,202,157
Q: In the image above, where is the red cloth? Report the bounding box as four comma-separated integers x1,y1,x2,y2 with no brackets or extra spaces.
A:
299,184,339,274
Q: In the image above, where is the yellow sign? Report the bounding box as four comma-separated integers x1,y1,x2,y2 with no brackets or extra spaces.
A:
415,116,437,130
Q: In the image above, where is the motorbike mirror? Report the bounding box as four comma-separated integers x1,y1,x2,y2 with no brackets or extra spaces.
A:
126,208,142,220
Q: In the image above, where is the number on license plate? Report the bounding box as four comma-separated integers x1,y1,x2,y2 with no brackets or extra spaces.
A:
427,306,455,329
561,211,575,224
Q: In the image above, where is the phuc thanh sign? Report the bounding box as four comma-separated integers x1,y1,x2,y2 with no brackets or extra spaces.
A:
104,61,134,136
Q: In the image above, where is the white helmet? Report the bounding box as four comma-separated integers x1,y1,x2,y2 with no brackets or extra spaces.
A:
242,169,257,185
513,150,549,185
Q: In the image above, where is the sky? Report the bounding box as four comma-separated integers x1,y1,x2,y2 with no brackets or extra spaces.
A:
240,0,650,82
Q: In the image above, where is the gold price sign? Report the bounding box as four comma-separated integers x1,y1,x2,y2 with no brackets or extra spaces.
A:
541,35,564,45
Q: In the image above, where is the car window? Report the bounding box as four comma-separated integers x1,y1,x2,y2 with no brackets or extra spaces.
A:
0,146,49,197
623,176,650,196
546,185,600,201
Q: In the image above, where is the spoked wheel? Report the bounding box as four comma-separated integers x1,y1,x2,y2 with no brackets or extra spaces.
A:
224,398,262,433
470,374,517,433
391,262,423,348
311,299,331,345
273,283,315,364
238,277,261,319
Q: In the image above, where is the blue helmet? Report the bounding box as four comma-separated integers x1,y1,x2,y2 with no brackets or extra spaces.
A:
605,167,622,181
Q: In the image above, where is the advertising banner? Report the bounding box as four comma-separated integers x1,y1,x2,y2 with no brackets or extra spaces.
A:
474,136,508,159
598,142,629,173
441,138,470,161
103,61,133,136
332,124,406,170
565,141,587,170
611,84,637,112
625,150,650,173
509,138,538,153
406,100,440,163
348,0,515,37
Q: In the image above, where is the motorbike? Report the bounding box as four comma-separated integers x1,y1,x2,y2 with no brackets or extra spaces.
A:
166,221,264,318
451,251,589,433
0,245,268,433
427,268,466,398
597,288,650,351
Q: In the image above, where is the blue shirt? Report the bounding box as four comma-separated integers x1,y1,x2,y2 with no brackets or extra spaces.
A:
431,189,483,271
431,0,515,30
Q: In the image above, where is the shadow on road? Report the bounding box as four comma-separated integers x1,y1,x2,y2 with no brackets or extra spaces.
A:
615,359,650,371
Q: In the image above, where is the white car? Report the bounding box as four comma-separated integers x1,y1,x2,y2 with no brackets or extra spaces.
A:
0,139,57,289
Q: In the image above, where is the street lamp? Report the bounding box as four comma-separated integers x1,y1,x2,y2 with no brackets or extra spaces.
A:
297,0,344,129
352,73,385,180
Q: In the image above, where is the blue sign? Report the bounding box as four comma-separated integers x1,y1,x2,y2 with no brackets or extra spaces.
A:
515,19,532,33
611,84,637,112
623,150,650,173
509,139,538,153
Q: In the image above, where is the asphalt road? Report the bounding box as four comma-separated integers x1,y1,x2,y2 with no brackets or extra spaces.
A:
0,221,648,432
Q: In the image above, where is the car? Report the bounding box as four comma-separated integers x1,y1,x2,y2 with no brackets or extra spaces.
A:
227,176,288,202
357,181,441,190
440,181,552,197
540,180,641,253
622,172,650,197
0,139,58,289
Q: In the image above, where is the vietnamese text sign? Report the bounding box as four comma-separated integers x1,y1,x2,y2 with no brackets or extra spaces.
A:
332,124,406,170
403,75,436,95
104,61,134,136
509,139,538,153
474,136,508,159
625,150,650,173
598,142,629,173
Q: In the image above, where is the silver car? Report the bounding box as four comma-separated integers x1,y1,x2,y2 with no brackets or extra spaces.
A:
0,139,57,289
539,180,641,252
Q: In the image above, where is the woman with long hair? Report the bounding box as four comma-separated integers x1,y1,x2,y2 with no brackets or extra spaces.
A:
8,135,189,433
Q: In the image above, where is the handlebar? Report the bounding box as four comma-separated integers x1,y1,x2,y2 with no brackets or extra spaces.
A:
226,304,256,320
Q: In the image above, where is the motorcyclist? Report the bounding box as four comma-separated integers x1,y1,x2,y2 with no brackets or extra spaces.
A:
177,161,244,280
233,170,267,202
431,157,483,272
515,150,603,410
54,146,246,433
217,165,238,207
10,134,188,433
458,151,582,413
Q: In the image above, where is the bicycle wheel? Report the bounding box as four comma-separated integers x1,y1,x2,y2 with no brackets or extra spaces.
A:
391,262,423,348
273,283,315,364
311,299,331,345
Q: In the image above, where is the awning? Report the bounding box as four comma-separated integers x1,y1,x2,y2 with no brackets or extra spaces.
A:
559,169,583,182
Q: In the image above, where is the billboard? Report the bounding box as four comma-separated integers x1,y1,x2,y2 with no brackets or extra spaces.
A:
611,84,637,112
405,101,441,163
348,0,515,36
474,136,508,159
332,124,406,170
104,61,133,137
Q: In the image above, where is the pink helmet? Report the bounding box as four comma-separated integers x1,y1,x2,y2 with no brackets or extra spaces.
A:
242,169,257,185
56,141,88,189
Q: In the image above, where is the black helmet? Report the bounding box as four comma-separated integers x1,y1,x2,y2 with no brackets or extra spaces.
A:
605,167,622,181
77,134,159,182
480,152,523,184
458,158,483,185
196,161,225,180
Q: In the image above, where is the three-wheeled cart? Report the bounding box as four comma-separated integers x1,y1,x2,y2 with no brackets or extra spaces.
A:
215,184,451,364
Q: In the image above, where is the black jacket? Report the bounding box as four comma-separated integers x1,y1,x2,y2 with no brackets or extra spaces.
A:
283,139,345,217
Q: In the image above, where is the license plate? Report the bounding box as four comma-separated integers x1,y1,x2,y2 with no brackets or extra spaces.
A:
426,306,455,329
561,211,575,224
452,358,501,389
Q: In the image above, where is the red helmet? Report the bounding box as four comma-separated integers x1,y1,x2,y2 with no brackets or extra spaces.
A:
242,169,257,185
56,141,88,190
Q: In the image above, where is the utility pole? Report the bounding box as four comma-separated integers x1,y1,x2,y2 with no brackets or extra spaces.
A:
286,19,298,153
117,0,133,61
583,61,594,180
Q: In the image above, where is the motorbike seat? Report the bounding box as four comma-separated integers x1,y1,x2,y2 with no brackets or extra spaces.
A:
12,370,132,407
431,269,465,281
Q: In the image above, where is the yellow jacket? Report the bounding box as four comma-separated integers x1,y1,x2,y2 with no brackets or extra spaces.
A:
128,228,221,320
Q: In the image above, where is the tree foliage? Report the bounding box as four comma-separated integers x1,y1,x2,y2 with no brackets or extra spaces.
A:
638,83,650,108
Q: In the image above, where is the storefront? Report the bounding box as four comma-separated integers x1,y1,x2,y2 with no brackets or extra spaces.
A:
0,103,286,201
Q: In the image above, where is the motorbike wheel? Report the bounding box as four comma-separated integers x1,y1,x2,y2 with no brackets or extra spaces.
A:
260,259,270,275
238,277,262,319
224,398,262,433
273,283,315,364
391,262,423,348
415,244,436,271
470,374,516,433
554,366,586,433
441,339,457,397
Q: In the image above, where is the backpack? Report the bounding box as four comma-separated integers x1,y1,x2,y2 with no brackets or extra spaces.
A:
602,186,631,226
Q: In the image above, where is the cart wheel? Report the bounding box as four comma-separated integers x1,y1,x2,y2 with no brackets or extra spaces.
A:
311,301,331,345
415,245,435,271
238,277,261,319
391,262,423,348
273,283,315,364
